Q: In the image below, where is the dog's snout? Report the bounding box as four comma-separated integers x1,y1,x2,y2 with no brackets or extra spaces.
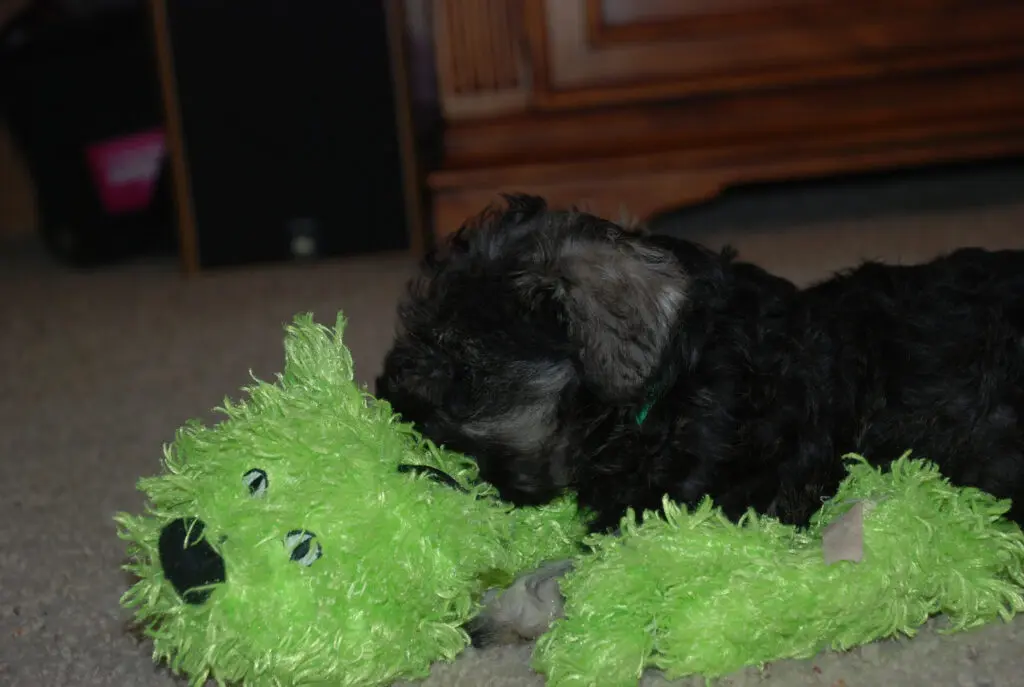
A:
158,518,226,605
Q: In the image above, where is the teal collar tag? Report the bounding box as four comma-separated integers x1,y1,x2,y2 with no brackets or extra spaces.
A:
634,376,671,426
635,400,655,426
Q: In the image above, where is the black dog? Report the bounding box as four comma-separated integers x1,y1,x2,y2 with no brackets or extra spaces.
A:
378,194,1024,647
378,194,1024,537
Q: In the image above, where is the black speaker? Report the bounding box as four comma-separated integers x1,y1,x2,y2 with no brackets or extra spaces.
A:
157,0,413,269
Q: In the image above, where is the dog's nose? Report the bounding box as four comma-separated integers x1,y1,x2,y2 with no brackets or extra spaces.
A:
158,518,226,605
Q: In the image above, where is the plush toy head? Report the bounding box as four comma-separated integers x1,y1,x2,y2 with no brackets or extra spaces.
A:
116,313,585,687
534,453,1024,687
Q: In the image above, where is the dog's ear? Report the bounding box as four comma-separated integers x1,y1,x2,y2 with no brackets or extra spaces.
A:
519,231,687,404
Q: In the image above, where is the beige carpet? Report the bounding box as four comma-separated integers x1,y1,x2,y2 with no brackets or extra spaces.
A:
3,164,1024,686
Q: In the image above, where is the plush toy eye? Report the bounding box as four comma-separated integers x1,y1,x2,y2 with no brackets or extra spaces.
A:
242,469,268,497
284,529,322,566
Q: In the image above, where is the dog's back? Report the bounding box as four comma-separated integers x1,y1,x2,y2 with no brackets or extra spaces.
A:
797,248,1024,513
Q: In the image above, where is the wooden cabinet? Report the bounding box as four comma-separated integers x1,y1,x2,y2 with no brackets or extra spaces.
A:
427,0,1024,242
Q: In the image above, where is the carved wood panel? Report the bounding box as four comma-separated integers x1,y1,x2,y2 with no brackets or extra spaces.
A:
434,0,531,118
525,0,1024,109
592,0,808,44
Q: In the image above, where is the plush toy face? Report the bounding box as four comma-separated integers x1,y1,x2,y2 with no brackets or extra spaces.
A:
117,314,583,687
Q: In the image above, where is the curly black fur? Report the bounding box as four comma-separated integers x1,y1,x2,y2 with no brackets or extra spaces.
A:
377,194,1024,533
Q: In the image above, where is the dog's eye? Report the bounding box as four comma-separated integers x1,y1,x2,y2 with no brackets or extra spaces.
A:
284,529,322,566
242,468,268,497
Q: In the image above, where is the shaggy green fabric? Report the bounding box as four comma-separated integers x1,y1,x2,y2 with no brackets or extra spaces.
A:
115,313,586,687
532,453,1024,686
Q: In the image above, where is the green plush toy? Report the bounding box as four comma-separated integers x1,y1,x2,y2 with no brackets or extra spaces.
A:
532,454,1024,686
115,313,586,687
117,311,1024,687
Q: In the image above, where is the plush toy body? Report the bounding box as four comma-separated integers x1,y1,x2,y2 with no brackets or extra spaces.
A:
116,313,585,687
533,455,1024,686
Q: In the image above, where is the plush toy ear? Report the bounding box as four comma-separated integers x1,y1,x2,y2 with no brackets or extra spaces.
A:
519,231,687,404
282,312,355,387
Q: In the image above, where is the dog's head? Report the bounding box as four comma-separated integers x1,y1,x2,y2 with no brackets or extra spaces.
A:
376,195,689,503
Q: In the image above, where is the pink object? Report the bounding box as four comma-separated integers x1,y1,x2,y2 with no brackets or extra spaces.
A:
85,128,167,215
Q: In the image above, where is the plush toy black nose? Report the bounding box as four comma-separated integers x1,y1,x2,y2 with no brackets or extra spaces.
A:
158,518,226,605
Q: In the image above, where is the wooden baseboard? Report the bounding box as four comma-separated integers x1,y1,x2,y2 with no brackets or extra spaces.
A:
430,129,1024,240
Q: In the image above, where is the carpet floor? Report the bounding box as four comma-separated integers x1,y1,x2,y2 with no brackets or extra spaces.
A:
3,161,1024,686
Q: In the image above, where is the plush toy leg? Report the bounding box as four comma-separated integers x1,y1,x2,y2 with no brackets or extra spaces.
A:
532,562,660,687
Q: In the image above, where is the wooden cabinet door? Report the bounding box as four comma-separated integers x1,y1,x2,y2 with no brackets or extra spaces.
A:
524,0,1024,109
